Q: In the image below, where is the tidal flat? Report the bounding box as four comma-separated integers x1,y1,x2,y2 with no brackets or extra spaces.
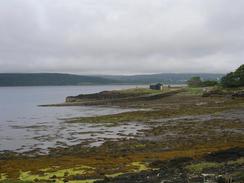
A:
0,86,244,183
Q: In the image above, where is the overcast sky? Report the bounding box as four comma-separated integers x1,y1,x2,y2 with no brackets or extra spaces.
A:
0,0,243,75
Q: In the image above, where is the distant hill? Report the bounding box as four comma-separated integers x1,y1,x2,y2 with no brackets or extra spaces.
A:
101,73,224,84
0,73,224,86
0,73,117,86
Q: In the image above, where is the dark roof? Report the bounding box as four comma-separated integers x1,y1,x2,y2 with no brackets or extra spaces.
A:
150,83,163,86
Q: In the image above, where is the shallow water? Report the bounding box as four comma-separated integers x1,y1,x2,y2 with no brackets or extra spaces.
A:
0,85,147,153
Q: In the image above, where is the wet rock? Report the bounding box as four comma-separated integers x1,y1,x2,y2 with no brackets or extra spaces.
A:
232,91,244,98
34,178,40,182
204,147,244,162
216,176,226,183
96,157,192,183
50,175,57,179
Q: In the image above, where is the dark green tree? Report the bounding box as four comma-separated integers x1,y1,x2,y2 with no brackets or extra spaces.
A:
221,64,244,87
235,64,244,86
201,80,218,87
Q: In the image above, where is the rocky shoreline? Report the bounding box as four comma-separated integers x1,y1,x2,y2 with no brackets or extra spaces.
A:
1,87,244,183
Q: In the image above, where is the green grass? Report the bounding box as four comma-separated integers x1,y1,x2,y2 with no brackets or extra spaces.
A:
187,158,244,175
116,88,164,95
228,157,244,165
184,87,204,95
186,162,223,173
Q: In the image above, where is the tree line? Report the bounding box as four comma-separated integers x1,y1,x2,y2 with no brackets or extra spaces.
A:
187,64,244,88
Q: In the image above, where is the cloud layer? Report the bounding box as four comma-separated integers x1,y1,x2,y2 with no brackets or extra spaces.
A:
0,0,243,74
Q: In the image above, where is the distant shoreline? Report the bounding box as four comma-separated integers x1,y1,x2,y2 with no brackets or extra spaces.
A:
0,73,222,86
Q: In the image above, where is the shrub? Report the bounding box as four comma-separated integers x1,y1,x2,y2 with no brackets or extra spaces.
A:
187,77,218,87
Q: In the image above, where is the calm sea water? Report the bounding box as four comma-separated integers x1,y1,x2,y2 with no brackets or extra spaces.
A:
0,85,147,153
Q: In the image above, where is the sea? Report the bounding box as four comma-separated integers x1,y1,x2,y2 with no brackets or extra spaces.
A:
0,85,148,153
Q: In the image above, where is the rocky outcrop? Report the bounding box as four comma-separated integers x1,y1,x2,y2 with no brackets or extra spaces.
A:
202,88,227,97
232,91,244,98
66,90,139,103
202,88,244,98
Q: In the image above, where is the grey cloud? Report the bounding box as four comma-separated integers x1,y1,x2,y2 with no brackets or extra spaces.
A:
0,0,243,74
